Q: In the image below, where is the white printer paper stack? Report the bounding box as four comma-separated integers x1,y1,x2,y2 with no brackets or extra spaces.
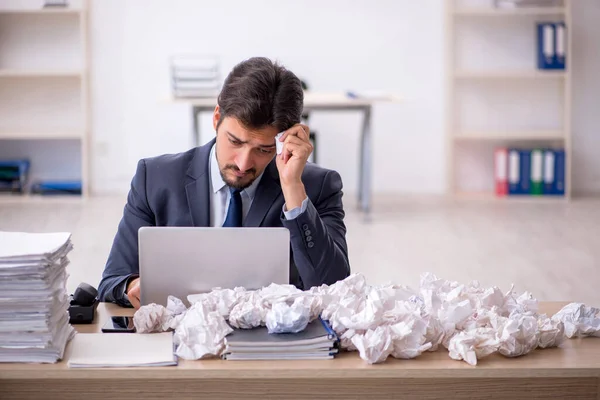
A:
0,231,75,363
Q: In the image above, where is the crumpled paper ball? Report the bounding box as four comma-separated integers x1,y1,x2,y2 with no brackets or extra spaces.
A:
265,299,311,334
552,303,600,338
494,313,539,357
537,314,565,349
133,295,187,333
173,301,233,360
448,327,500,366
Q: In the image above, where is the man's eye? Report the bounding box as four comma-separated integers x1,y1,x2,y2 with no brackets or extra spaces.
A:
230,139,242,146
259,148,273,154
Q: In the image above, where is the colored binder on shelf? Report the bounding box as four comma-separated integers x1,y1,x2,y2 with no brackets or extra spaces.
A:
0,159,30,193
508,149,520,195
555,22,566,70
530,149,544,196
518,150,532,195
31,180,82,195
543,149,555,195
537,22,556,70
494,148,508,197
509,149,531,195
554,149,566,196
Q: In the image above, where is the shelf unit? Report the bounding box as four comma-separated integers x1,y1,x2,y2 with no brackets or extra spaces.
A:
0,0,90,199
446,0,571,201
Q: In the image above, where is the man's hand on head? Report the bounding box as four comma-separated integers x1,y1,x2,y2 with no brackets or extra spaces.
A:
276,123,312,210
126,277,141,310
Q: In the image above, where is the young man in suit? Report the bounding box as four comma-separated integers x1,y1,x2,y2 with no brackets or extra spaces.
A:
98,57,351,309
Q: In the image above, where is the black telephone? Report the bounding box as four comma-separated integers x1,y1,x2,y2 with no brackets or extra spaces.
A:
68,282,99,324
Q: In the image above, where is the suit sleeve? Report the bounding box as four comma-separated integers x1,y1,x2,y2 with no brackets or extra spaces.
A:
281,170,351,289
97,159,155,306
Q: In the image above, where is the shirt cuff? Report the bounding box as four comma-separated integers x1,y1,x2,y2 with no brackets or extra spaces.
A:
116,275,138,307
283,197,309,220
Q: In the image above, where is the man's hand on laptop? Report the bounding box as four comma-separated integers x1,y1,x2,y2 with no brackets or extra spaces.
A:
276,123,312,210
126,277,141,309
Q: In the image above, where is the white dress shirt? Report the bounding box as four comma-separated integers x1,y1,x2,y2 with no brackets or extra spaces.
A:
209,144,307,227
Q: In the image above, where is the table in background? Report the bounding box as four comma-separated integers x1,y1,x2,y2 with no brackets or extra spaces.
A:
1,302,600,399
174,92,401,220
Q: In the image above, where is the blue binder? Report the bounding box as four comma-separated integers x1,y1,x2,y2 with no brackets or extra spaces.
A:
508,149,531,195
553,149,566,196
542,150,555,195
537,22,556,70
554,22,566,70
31,180,82,195
518,150,532,195
508,149,520,195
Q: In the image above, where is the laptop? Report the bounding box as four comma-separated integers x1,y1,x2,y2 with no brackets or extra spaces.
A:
138,227,290,306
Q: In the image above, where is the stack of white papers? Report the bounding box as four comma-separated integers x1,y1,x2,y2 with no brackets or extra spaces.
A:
68,332,177,368
0,231,76,363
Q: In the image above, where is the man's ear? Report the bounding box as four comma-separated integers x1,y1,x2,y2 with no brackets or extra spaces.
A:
213,105,221,133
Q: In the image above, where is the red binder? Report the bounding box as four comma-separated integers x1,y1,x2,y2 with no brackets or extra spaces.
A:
494,148,508,196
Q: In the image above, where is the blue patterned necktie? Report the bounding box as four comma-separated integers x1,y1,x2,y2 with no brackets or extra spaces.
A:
222,187,242,227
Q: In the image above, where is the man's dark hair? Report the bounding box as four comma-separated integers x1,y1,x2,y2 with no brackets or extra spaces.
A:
217,57,304,132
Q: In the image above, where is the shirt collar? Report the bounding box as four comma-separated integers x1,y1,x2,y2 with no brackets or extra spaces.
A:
209,144,264,201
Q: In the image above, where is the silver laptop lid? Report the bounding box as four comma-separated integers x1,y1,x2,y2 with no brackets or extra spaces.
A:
139,227,290,306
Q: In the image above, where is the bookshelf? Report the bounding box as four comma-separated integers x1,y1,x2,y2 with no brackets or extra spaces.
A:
0,0,90,199
446,0,572,201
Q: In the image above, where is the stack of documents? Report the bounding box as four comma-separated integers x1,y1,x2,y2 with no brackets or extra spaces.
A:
222,318,339,360
0,231,75,363
170,55,221,98
68,332,177,368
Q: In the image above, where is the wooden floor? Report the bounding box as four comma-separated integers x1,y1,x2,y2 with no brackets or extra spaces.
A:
1,194,599,305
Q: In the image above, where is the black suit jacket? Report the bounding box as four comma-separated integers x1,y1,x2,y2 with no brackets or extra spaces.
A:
98,139,351,306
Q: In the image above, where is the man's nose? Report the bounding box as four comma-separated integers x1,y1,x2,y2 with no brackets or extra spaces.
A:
235,149,254,172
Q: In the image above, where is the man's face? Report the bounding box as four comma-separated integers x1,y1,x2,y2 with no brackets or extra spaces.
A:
213,106,279,190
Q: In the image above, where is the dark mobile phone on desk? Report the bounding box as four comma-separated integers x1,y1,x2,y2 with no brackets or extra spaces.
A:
101,316,136,333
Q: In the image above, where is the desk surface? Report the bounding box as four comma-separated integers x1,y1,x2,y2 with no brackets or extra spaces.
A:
2,302,600,400
1,302,599,380
172,91,402,109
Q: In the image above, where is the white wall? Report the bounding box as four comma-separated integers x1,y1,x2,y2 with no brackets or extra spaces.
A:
90,0,445,195
89,0,599,196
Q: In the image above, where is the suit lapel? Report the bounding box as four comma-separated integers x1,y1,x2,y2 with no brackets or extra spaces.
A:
244,161,282,227
185,139,214,227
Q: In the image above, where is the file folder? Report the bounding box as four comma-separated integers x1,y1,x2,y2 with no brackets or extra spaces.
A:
494,148,508,196
537,22,555,70
543,150,555,195
530,149,543,196
31,180,82,195
508,149,531,195
553,149,566,196
508,149,520,195
518,150,532,195
555,22,566,70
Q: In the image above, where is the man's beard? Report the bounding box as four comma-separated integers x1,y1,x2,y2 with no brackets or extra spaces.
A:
219,164,257,190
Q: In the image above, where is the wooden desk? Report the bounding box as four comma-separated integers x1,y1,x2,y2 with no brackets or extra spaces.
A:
1,302,599,400
174,91,402,220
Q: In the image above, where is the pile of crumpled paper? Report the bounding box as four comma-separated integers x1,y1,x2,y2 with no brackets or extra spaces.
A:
133,273,600,365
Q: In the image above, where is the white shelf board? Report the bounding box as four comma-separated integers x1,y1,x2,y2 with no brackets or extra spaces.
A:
453,130,565,141
0,9,82,15
0,193,84,204
454,70,566,80
453,7,566,17
0,69,83,78
0,131,84,140
454,192,568,203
